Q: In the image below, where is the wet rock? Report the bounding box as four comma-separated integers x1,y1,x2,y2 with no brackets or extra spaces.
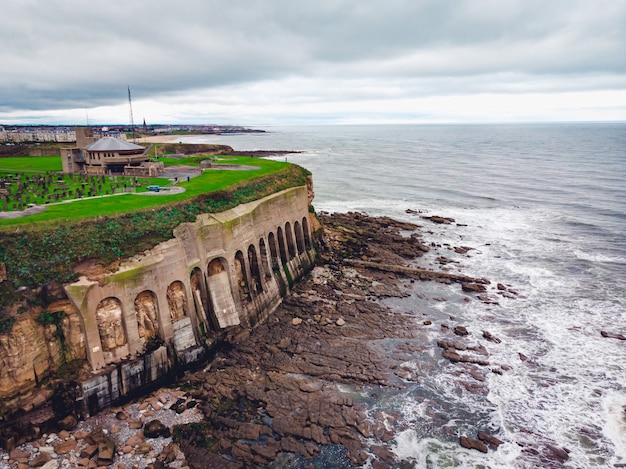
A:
454,326,469,336
462,283,487,293
422,215,455,224
478,431,504,449
545,444,570,462
477,294,500,305
600,330,626,340
459,435,489,453
115,410,129,420
482,330,502,343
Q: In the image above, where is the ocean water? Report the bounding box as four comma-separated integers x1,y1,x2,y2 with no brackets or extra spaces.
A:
181,123,626,468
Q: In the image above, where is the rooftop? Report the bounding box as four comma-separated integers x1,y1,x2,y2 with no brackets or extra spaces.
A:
86,137,145,152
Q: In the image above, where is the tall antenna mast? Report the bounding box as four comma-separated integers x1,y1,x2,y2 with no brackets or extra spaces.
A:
128,85,135,142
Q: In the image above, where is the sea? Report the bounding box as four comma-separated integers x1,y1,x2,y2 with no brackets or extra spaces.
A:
179,123,626,468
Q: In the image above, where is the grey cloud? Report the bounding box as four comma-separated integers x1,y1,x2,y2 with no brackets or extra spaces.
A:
0,0,625,119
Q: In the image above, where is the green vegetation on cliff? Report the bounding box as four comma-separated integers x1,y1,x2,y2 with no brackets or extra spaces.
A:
0,157,311,330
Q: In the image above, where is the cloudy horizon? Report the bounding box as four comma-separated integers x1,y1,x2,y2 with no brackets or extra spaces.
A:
1,0,625,126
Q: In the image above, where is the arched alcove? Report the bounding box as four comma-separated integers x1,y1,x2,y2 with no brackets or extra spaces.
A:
268,232,280,271
234,250,251,302
276,226,288,265
285,222,296,259
95,297,126,352
259,237,272,279
302,216,312,249
190,267,210,331
294,220,305,255
248,244,263,294
134,290,159,343
167,281,188,322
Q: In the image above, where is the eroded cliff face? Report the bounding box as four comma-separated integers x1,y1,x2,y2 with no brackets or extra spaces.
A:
0,315,50,400
0,298,86,407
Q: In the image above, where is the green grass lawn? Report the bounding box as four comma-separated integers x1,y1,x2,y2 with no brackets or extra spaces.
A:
0,155,291,228
0,155,62,172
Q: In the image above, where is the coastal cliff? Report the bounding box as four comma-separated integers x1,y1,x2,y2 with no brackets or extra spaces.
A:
0,182,318,449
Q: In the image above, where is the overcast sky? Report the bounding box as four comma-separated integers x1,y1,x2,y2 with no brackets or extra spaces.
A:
1,0,625,125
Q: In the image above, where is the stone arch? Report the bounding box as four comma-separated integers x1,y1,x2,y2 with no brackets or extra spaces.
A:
267,232,280,271
248,244,263,294
167,281,188,322
294,220,305,255
259,237,272,279
285,222,296,259
276,226,288,265
302,216,312,249
134,290,159,343
95,297,126,352
208,257,227,276
234,250,251,302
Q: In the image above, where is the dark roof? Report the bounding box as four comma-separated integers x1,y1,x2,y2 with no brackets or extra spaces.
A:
85,137,145,152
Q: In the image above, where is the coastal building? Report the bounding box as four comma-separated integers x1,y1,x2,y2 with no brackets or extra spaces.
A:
61,127,163,176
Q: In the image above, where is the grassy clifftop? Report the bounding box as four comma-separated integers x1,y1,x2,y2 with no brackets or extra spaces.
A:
0,157,311,331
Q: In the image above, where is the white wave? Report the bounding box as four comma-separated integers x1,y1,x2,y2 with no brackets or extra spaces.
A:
392,430,520,468
602,391,626,462
574,249,626,264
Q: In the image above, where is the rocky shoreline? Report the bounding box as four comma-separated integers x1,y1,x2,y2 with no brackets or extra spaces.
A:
0,211,572,468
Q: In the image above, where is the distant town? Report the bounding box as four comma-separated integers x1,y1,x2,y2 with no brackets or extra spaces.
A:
0,124,264,144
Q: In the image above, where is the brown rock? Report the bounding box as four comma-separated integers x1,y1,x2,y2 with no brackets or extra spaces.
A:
97,438,116,466
128,420,143,429
115,411,129,420
54,438,77,454
459,435,488,453
135,442,152,454
85,427,108,445
57,414,78,431
80,444,98,458
372,444,396,464
462,283,487,293
144,419,170,438
125,433,144,447
9,448,30,462
482,330,502,343
30,452,52,467
477,431,504,449
454,326,469,336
